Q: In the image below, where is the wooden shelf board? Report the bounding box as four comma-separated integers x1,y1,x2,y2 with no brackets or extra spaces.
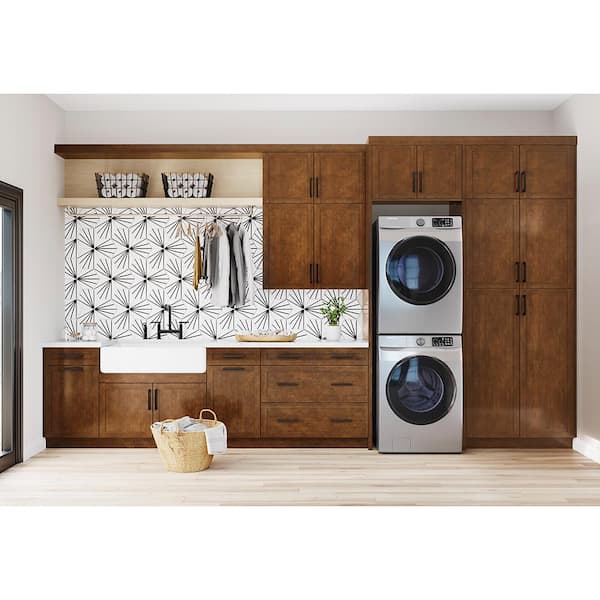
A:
58,197,263,209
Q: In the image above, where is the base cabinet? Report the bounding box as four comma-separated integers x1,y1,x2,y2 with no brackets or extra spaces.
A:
100,383,153,438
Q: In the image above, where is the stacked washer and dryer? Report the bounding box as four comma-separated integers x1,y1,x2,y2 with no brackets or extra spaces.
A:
375,216,463,453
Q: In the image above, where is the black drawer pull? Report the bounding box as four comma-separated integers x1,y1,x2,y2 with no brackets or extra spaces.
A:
277,382,299,387
277,354,302,360
147,389,152,411
276,418,302,424
331,382,353,387
222,354,245,359
61,353,84,360
331,354,356,360
62,366,83,371
330,417,353,423
223,367,245,371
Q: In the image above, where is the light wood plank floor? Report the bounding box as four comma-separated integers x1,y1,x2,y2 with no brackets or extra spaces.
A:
1,448,599,505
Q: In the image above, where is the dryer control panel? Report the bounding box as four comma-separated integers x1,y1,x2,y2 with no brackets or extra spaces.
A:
432,336,454,347
432,218,454,228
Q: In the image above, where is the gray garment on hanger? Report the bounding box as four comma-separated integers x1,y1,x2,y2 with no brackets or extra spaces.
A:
227,223,247,307
203,225,220,288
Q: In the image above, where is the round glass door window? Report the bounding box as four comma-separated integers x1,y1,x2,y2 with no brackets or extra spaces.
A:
385,236,456,305
386,355,456,425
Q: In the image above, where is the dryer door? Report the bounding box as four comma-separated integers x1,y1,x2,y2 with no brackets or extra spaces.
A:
385,235,456,305
386,355,456,425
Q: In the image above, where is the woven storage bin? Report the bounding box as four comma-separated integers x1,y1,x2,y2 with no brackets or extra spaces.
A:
151,409,222,473
161,172,214,198
95,172,149,198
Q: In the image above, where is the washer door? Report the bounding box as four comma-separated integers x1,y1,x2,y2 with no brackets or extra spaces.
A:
386,355,456,425
385,235,456,305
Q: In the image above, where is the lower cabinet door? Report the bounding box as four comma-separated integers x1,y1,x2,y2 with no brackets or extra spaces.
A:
153,383,206,423
261,403,368,438
99,383,153,438
44,364,99,438
520,289,575,438
209,366,260,438
464,289,520,438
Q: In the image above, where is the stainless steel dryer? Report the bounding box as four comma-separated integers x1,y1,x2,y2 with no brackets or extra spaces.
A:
376,216,462,334
376,335,463,453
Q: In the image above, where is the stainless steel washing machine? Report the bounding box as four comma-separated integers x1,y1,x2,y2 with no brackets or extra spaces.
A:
376,216,462,335
376,335,463,453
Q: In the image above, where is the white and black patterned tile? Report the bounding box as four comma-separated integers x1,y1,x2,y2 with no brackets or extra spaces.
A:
64,207,363,340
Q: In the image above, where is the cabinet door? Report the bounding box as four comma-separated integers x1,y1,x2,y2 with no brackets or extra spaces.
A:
519,145,576,199
208,366,260,438
263,203,313,288
465,197,519,289
153,383,206,422
44,364,99,438
520,289,575,438
417,144,462,199
263,153,313,203
464,145,519,198
464,289,520,438
520,197,575,289
99,383,153,438
314,203,365,288
314,152,365,204
372,146,417,200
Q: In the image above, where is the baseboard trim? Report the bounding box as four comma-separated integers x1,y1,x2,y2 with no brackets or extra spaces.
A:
465,437,573,449
573,435,600,464
23,439,47,461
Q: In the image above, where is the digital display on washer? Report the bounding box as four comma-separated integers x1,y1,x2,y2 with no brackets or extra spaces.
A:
432,218,454,228
432,336,454,347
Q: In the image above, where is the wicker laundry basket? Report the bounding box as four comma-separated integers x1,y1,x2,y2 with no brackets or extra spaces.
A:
151,409,222,473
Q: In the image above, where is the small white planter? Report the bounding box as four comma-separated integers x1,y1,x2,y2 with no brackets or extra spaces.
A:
323,324,341,341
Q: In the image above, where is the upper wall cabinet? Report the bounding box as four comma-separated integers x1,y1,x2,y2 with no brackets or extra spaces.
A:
263,151,365,204
372,144,462,201
464,145,520,199
519,145,576,199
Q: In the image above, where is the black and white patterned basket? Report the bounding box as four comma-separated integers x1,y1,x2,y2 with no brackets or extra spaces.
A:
161,172,214,199
95,173,149,199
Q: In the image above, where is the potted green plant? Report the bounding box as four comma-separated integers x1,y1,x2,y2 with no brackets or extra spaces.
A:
320,296,347,341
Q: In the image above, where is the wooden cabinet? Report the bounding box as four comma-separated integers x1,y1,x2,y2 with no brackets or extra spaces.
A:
464,145,520,198
100,383,153,438
372,144,462,201
208,364,260,438
263,203,313,288
44,357,99,438
519,145,576,198
154,383,205,423
263,149,366,289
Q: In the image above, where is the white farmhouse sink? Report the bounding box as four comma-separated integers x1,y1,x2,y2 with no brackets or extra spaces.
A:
100,339,206,373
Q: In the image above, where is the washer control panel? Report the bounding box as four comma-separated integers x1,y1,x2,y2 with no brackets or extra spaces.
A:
432,336,454,347
432,217,454,228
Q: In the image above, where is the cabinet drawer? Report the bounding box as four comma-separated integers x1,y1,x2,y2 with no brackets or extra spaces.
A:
44,348,99,366
207,348,261,365
261,348,368,366
262,367,368,403
261,403,368,438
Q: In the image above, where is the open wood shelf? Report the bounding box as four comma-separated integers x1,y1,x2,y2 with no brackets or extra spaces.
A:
58,197,263,209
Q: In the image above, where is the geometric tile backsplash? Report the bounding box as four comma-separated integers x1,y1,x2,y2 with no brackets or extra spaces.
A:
64,207,364,341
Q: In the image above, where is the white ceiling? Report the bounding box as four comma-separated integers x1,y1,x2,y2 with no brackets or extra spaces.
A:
47,94,572,112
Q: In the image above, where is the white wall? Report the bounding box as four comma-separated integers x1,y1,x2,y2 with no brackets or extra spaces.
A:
553,95,600,455
63,110,556,143
0,95,65,459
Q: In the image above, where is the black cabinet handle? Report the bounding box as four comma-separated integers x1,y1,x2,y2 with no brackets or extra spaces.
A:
521,171,527,193
331,382,353,387
277,382,299,387
222,354,244,359
147,389,152,411
62,366,83,371
316,176,319,198
515,261,520,283
515,171,520,193
309,177,313,198
330,354,356,360
515,294,520,316
419,171,423,193
309,263,313,284
412,172,417,193
276,418,302,424
521,295,527,316
223,367,245,371
330,417,353,423
277,354,302,360
521,261,527,283
61,353,84,360
154,388,159,411
315,263,320,284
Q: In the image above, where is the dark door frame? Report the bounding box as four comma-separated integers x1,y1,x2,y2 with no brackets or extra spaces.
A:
0,180,23,473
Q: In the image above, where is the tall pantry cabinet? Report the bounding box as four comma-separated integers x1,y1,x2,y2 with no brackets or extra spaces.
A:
464,142,576,444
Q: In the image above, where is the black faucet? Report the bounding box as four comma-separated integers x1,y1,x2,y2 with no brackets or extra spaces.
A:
151,304,186,339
